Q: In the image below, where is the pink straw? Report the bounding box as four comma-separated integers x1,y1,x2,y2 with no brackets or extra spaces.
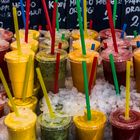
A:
88,56,97,95
54,53,60,94
58,42,62,49
106,0,118,53
25,0,30,43
46,25,49,30
89,20,93,29
103,42,108,49
38,25,42,30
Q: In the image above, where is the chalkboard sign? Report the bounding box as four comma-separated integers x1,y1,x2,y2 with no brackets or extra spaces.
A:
121,0,140,35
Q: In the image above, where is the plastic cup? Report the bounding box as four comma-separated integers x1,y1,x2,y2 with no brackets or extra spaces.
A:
72,38,100,51
38,113,71,140
10,38,39,53
0,28,13,42
5,47,35,98
101,48,132,86
4,108,37,140
0,39,10,82
68,50,99,93
133,48,140,92
110,109,140,140
36,49,67,92
8,96,38,112
99,28,125,41
74,110,106,140
71,29,99,40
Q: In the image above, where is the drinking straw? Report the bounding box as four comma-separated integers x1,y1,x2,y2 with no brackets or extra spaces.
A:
25,0,31,43
36,68,55,118
38,25,42,30
106,0,118,53
13,7,22,55
91,44,95,50
54,53,60,94
58,42,62,49
121,24,127,39
88,57,97,95
109,54,120,95
113,0,117,27
138,25,140,35
0,69,19,116
82,61,91,120
22,55,33,100
46,25,49,31
20,0,26,29
83,0,88,37
41,0,52,37
103,42,108,49
51,2,57,55
55,0,59,31
76,0,86,55
89,20,93,29
125,61,131,120
61,33,65,41
133,30,138,38
137,41,140,48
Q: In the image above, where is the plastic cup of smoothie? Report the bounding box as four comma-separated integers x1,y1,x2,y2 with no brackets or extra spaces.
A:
130,35,140,51
0,39,10,82
4,108,37,140
102,37,131,50
68,50,99,93
101,48,132,86
72,38,100,51
5,48,35,98
36,49,67,92
10,38,39,53
99,28,125,41
0,28,13,42
38,113,71,140
74,110,106,140
8,96,38,112
110,109,140,140
71,29,99,41
14,29,40,40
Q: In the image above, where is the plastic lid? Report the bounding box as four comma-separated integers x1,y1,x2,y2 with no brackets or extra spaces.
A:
101,48,132,62
133,48,140,57
36,49,67,62
110,109,140,130
68,50,99,63
74,110,106,130
0,28,13,41
0,39,9,51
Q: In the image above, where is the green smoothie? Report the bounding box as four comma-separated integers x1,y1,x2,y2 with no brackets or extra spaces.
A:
35,49,67,92
38,113,71,140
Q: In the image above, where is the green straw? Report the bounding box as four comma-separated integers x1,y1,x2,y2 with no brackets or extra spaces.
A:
109,54,120,95
61,33,65,41
113,0,117,27
55,0,59,31
0,69,19,116
36,68,55,118
22,55,33,100
76,0,86,55
133,30,138,38
82,61,91,121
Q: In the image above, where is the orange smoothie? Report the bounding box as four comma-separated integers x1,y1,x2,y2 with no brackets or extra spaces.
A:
68,50,99,93
74,110,106,140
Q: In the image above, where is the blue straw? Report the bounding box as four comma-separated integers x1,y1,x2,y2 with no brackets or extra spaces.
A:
137,41,140,48
138,25,140,35
20,0,26,29
91,44,95,50
121,24,127,39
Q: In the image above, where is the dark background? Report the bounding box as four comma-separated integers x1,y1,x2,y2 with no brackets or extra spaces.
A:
0,0,140,35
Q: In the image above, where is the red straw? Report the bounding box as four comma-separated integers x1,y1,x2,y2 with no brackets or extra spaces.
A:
38,25,42,30
58,42,62,49
25,0,30,43
89,20,93,29
54,53,60,94
106,0,118,53
41,0,52,37
88,56,97,95
51,2,57,54
103,42,108,49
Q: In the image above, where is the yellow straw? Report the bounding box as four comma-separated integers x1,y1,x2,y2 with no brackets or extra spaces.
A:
83,0,88,37
125,61,131,120
13,7,22,55
0,69,19,116
36,68,55,118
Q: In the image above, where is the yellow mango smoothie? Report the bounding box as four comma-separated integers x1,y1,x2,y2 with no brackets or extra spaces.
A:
14,29,40,40
71,29,99,40
4,108,37,140
72,38,100,51
10,38,39,53
74,110,106,140
68,50,99,93
5,48,34,98
8,96,38,112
